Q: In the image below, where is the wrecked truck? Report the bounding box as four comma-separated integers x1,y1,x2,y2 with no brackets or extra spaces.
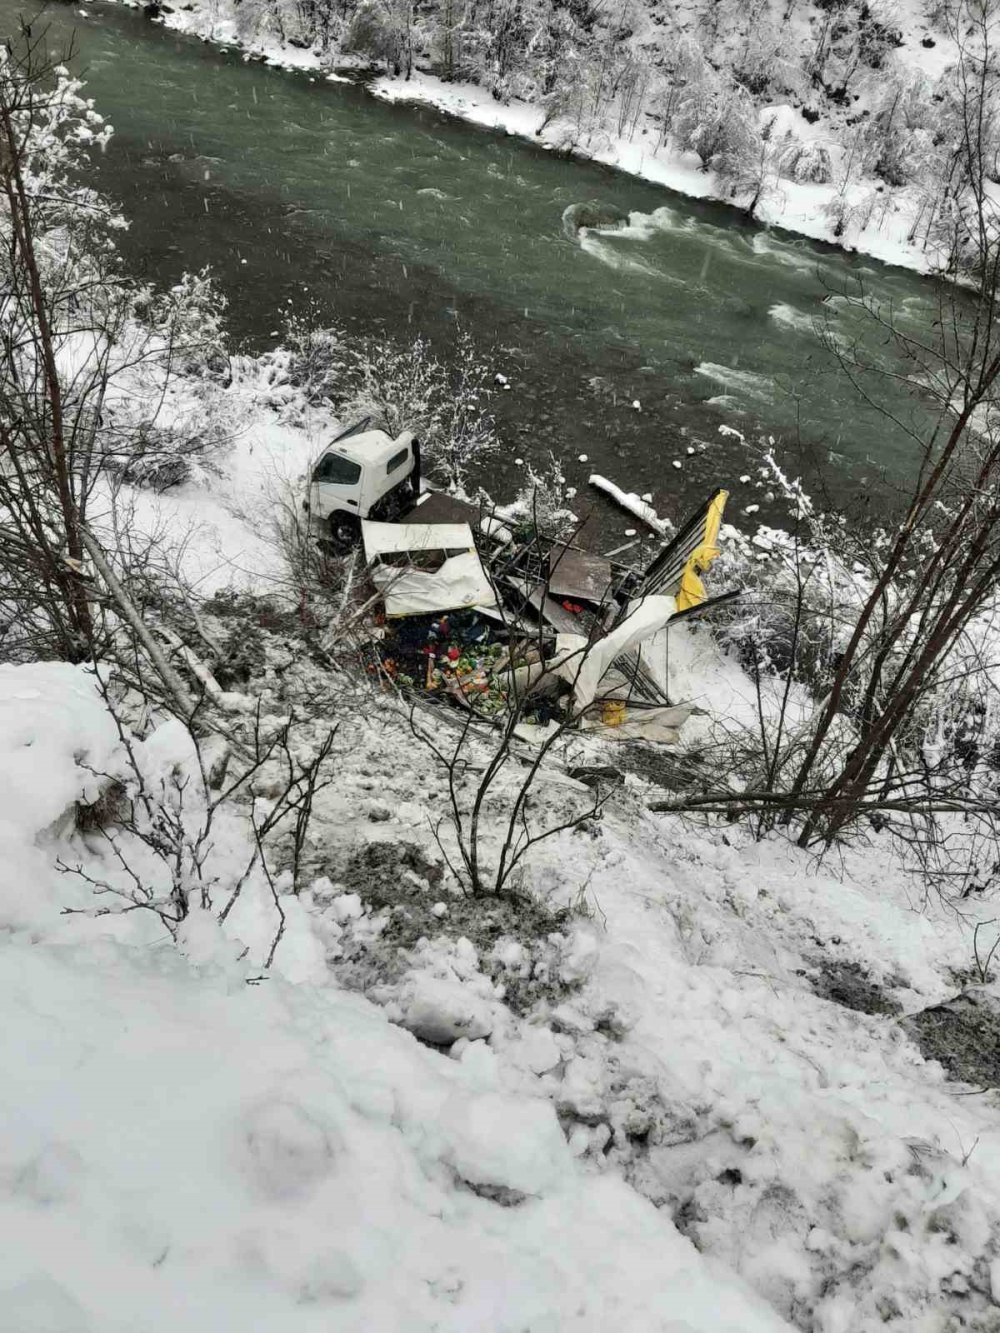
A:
303,417,421,549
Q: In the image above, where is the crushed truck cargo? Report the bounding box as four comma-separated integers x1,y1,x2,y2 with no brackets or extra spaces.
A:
369,492,735,743
362,520,499,618
305,425,736,744
366,494,734,741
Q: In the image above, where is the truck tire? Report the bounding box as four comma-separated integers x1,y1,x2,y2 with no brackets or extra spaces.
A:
328,513,360,553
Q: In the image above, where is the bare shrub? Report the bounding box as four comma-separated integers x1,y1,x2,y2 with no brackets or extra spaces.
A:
59,668,338,967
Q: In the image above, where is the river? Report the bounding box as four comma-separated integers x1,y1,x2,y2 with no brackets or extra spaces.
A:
15,0,954,527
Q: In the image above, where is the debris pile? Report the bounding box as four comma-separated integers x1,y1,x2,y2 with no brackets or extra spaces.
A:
356,484,735,743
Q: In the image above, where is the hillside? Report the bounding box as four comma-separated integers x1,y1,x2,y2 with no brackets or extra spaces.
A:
6,15,1000,1333
1,293,999,1328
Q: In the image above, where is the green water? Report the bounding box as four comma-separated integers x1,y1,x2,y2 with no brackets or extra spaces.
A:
13,0,952,523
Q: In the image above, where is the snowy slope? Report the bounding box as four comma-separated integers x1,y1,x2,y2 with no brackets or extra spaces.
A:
6,317,1000,1332
0,663,793,1333
249,668,1000,1331
7,502,1000,1333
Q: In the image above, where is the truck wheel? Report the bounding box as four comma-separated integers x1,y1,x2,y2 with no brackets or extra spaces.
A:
328,514,360,552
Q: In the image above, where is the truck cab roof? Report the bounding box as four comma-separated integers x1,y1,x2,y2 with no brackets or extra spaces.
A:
321,418,410,470
334,431,403,468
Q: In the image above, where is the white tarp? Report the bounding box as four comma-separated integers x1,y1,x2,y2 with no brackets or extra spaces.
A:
581,702,696,742
553,594,677,712
361,520,498,618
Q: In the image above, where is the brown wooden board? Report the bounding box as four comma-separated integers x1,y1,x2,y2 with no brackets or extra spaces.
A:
527,584,590,635
402,491,483,526
547,545,613,605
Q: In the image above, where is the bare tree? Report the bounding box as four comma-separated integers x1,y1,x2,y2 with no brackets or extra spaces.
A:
0,27,103,659
0,27,224,672
400,508,681,897
631,5,1000,857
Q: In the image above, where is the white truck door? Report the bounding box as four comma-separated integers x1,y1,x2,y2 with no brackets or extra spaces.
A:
310,451,365,523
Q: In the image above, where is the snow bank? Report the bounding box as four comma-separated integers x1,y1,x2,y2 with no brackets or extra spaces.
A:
0,905,790,1332
519,808,1000,1331
0,664,127,935
0,663,121,839
282,685,1000,1331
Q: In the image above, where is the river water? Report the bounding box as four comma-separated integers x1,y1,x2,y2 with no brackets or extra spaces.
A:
16,0,952,526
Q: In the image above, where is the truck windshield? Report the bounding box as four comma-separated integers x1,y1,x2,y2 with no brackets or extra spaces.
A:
314,452,362,486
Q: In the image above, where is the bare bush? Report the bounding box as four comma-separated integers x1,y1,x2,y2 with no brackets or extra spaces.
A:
58,667,338,967
339,327,500,490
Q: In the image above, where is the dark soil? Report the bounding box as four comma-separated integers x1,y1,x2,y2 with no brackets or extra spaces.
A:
904,990,1000,1089
809,958,903,1017
330,839,580,1014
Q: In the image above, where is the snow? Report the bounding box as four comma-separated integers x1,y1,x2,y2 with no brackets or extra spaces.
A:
0,668,795,1331
589,473,671,537
13,260,1000,1326
94,354,327,593
12,27,1000,1320
10,625,1000,1330
0,662,121,840
572,825,1000,1327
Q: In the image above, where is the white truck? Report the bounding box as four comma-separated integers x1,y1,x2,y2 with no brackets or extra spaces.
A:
304,418,421,548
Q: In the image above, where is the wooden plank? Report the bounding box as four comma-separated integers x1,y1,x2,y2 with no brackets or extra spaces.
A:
504,576,590,635
529,585,590,634
402,491,483,526
547,545,613,605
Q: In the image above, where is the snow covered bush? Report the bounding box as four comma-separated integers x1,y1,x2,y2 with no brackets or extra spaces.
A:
775,134,834,184
134,269,230,378
254,318,500,489
0,29,249,665
339,327,500,490
669,43,766,194
100,273,235,489
650,413,1000,865
268,314,347,408
57,668,339,964
102,406,231,491
859,74,937,188
342,0,417,76
499,450,579,535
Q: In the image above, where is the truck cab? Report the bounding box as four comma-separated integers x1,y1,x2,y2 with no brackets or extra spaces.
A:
305,419,420,548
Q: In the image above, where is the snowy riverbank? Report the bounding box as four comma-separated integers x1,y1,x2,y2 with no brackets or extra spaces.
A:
369,71,937,275
93,0,944,277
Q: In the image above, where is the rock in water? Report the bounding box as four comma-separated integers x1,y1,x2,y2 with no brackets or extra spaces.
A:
562,201,630,240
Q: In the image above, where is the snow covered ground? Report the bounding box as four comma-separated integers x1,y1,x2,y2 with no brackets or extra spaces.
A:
6,510,1000,1333
8,141,1000,1325
90,352,328,595
0,662,797,1333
